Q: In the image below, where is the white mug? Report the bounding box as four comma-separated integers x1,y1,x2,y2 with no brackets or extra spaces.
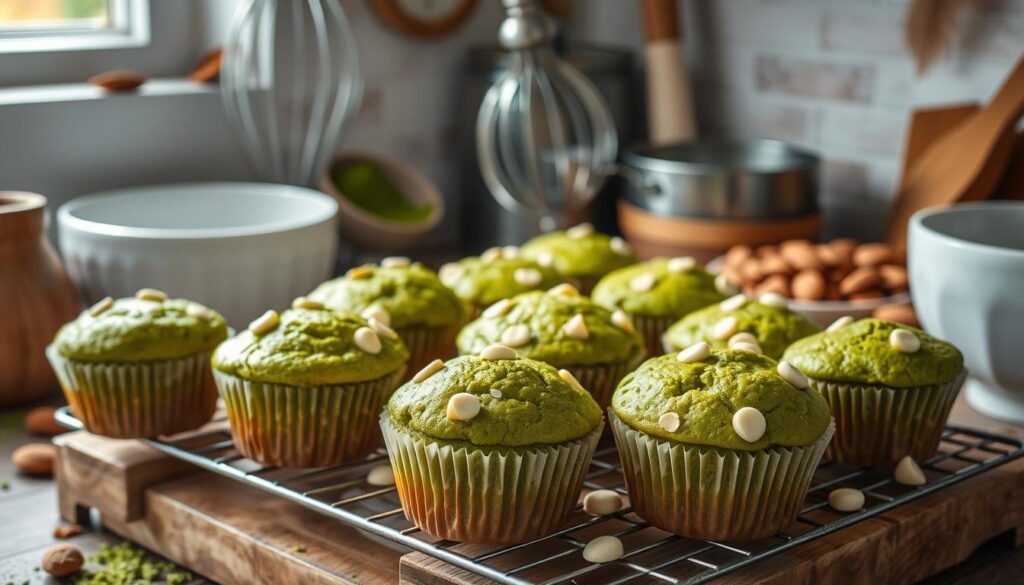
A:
909,202,1024,424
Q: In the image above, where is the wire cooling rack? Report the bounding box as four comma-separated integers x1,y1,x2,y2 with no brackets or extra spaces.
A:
56,407,1024,585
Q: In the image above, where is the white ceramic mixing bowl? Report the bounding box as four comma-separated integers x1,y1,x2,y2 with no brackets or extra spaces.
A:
58,183,338,328
909,202,1024,424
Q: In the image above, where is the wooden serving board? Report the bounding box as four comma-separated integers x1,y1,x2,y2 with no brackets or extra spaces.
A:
54,395,1023,585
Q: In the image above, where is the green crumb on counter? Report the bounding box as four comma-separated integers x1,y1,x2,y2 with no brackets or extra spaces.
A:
166,571,193,585
333,160,434,223
75,542,187,585
1,480,9,491
290,545,307,554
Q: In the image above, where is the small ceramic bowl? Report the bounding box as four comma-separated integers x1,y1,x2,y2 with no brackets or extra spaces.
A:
58,182,338,328
320,152,444,251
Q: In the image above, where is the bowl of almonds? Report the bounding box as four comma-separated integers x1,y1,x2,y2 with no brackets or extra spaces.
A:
710,239,910,326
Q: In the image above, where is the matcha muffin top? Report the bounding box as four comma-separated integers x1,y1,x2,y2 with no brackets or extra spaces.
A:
438,247,562,308
592,257,728,318
612,350,831,451
212,306,409,386
308,258,466,329
663,297,821,359
520,223,636,280
456,287,644,367
387,352,602,448
782,318,963,388
53,291,228,362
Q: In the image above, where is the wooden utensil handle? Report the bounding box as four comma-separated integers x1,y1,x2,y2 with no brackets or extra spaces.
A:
640,0,681,41
986,55,1024,123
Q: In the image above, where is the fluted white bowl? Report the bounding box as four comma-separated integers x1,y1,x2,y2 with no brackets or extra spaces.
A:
58,183,338,328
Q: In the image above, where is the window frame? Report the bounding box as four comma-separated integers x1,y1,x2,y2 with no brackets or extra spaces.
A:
0,0,150,54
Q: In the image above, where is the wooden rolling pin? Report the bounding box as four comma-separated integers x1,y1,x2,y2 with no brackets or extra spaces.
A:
639,0,697,144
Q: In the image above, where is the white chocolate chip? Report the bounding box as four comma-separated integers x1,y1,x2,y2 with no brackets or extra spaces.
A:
89,296,114,317
728,332,758,347
483,299,512,318
730,342,762,354
759,292,789,308
135,288,167,302
186,303,214,321
610,236,632,256
366,465,395,487
361,305,391,327
438,262,463,285
446,392,481,422
582,535,623,564
347,265,374,279
629,272,657,293
828,488,865,512
583,490,623,516
536,251,555,267
559,369,585,392
369,317,398,340
715,274,739,296
413,359,445,383
500,324,532,347
677,341,710,363
248,310,280,336
776,361,809,389
354,327,382,354
667,256,697,273
489,388,502,399
479,344,518,360
659,412,681,432
732,407,766,443
720,294,748,312
291,296,324,310
502,245,520,258
482,247,502,261
567,223,594,239
827,315,855,333
611,310,634,332
712,316,739,340
381,256,410,268
894,455,927,486
547,283,579,296
563,314,589,340
514,268,543,287
890,329,921,353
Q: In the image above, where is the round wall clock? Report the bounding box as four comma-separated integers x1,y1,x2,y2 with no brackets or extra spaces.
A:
370,0,479,39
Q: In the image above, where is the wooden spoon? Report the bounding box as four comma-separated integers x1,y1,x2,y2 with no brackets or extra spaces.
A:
887,54,1024,252
638,0,696,144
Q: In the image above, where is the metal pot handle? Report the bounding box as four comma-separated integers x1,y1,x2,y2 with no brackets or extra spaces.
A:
617,163,665,200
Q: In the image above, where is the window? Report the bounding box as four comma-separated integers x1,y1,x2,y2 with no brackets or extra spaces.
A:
0,0,148,53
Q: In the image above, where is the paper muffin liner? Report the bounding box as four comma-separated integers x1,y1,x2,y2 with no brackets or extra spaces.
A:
809,369,967,468
565,351,645,410
214,368,405,468
632,315,677,358
396,324,461,381
380,413,603,544
610,410,834,541
45,345,217,439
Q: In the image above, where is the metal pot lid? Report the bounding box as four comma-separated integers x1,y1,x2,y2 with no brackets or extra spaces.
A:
622,139,819,176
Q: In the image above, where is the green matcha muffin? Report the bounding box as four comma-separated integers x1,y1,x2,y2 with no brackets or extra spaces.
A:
46,289,228,438
783,318,966,467
520,223,636,293
381,346,603,544
211,300,408,467
456,286,644,408
611,348,833,540
308,257,466,378
663,294,822,359
438,246,562,317
592,256,729,356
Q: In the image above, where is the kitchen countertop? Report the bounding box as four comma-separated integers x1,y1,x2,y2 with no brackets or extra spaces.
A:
0,393,1021,584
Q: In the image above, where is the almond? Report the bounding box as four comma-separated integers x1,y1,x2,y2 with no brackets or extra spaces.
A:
816,244,843,267
839,267,882,296
873,303,919,327
828,266,853,283
53,524,83,539
739,257,764,284
88,70,147,92
853,243,893,267
721,266,743,287
878,264,909,292
25,406,65,437
753,274,791,298
780,242,822,271
190,47,223,83
760,255,793,276
42,543,84,577
756,244,779,258
792,270,826,301
725,245,753,267
12,443,56,476
824,282,842,300
830,238,859,253
849,289,884,301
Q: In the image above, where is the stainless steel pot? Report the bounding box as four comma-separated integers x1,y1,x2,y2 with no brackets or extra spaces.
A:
620,139,820,220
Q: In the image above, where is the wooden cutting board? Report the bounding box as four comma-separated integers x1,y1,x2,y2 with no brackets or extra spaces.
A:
54,395,1023,585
